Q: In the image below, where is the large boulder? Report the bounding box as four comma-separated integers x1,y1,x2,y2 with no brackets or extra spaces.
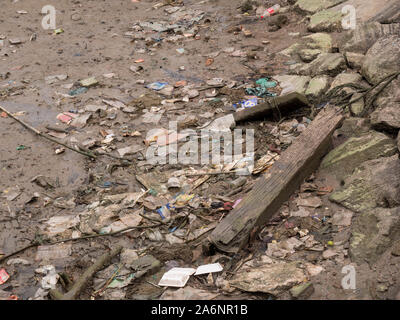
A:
370,104,400,132
321,130,397,180
362,35,400,85
273,75,311,95
329,72,364,93
370,75,400,131
350,207,400,265
329,155,400,212
308,10,343,32
229,261,306,295
345,52,365,71
305,75,330,101
295,0,345,15
341,22,400,54
294,53,346,77
279,33,332,59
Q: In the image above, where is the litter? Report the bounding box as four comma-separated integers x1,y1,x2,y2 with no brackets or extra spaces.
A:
194,263,223,275
158,268,196,288
0,269,10,285
245,78,277,97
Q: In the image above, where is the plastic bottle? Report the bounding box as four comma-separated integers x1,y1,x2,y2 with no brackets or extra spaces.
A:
261,4,280,18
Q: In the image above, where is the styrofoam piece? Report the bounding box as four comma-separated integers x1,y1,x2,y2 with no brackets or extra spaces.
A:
194,263,223,276
158,268,196,288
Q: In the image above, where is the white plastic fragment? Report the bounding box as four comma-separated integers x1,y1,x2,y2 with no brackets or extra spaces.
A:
158,268,196,287
194,263,223,275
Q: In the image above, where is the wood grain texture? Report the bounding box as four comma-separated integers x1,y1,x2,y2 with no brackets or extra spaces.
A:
209,107,344,253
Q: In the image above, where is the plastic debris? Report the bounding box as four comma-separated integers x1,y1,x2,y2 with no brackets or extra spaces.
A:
158,268,196,287
194,263,223,275
246,78,277,97
0,269,10,285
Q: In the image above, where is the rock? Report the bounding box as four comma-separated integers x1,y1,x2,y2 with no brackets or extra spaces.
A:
370,104,400,132
295,0,345,15
294,53,346,77
333,117,370,139
280,33,332,58
329,72,363,94
342,22,400,54
299,49,322,63
329,155,400,212
290,282,314,299
273,75,311,95
308,10,343,32
398,131,400,152
350,207,400,264
391,240,400,256
305,75,330,100
350,93,365,116
321,130,397,181
229,261,306,295
362,35,400,85
345,52,365,70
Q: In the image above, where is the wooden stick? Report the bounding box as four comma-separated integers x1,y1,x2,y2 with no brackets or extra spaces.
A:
50,246,123,300
209,107,344,253
0,105,97,159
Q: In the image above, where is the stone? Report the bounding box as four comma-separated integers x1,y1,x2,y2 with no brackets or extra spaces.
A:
305,75,330,100
345,52,365,70
279,33,332,58
295,0,345,15
321,130,397,181
350,207,400,264
370,104,400,132
308,10,343,32
398,131,400,152
229,261,306,295
350,93,365,116
329,155,400,212
273,75,311,95
294,53,346,77
290,282,314,299
322,249,338,259
391,240,400,256
299,49,322,63
362,35,400,85
329,72,363,94
342,22,400,54
333,117,370,139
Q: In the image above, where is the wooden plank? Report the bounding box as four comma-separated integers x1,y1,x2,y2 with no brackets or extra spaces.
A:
233,92,310,123
209,107,344,253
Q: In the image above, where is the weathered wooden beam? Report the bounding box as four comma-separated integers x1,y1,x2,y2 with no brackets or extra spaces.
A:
233,92,310,123
209,107,344,254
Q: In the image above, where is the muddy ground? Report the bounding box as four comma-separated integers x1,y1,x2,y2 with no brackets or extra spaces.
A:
0,0,399,300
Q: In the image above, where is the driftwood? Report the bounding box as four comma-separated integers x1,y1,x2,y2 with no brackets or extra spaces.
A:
233,92,310,123
209,107,344,254
49,246,123,300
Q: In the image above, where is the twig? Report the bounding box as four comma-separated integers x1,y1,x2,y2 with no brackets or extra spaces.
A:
50,246,123,300
0,105,97,159
0,223,163,264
